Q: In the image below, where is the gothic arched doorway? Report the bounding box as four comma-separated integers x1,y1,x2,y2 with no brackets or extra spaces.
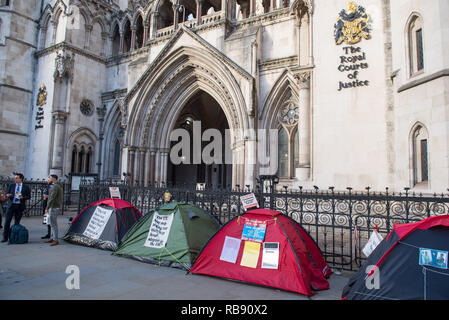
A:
167,90,232,188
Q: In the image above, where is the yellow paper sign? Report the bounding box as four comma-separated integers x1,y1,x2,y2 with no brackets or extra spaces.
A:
240,241,261,268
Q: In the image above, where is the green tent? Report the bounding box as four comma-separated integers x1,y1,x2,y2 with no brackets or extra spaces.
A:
113,201,220,270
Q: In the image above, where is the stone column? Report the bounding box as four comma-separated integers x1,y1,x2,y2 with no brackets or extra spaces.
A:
96,105,107,178
173,3,180,30
150,12,159,39
249,0,256,16
133,148,142,185
296,71,311,180
196,0,204,25
130,26,136,51
153,149,160,186
143,22,149,44
149,148,156,185
128,147,136,184
119,31,124,54
232,140,245,189
50,111,68,177
144,149,151,186
160,148,169,186
138,148,147,185
244,136,257,189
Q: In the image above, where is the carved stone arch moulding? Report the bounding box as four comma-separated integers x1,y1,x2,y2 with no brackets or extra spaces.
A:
128,50,249,150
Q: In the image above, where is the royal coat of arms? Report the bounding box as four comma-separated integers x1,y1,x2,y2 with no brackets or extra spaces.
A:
36,83,47,107
334,2,371,45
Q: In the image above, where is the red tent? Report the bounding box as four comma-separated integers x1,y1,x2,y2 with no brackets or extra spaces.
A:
190,208,332,296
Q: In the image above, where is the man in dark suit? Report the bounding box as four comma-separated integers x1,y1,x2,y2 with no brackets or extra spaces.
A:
1,173,31,242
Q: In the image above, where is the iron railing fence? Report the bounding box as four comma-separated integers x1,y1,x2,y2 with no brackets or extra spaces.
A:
78,181,449,272
0,177,70,216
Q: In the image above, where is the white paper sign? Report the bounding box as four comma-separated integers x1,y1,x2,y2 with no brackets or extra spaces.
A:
109,187,121,199
240,193,259,210
83,206,114,240
144,212,174,249
262,242,279,269
362,230,383,257
219,236,242,264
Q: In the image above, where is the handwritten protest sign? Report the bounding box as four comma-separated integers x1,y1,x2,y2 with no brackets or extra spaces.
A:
240,193,259,210
83,206,114,240
219,236,242,264
109,187,121,199
144,212,174,248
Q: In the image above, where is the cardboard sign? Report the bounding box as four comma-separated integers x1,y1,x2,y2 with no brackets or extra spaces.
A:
419,248,448,270
240,241,261,269
83,206,114,240
143,212,174,249
109,187,121,199
262,242,279,269
240,193,259,210
219,236,242,264
242,219,266,243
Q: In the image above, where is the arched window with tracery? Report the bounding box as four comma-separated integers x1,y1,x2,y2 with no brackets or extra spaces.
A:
276,98,300,179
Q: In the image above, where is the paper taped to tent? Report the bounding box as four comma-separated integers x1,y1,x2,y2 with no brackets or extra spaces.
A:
113,202,220,270
63,199,142,251
342,215,449,300
189,208,332,296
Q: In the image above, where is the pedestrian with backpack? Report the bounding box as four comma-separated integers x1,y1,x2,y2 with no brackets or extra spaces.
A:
43,174,63,246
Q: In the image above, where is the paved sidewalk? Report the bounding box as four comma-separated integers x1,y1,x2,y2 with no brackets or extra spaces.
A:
0,214,352,300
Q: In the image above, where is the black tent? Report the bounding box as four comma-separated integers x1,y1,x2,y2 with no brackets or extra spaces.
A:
63,198,142,251
342,215,449,300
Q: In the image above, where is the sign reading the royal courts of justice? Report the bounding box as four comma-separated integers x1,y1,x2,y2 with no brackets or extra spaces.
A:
334,2,372,91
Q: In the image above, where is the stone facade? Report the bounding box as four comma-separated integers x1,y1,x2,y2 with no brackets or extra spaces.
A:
0,0,448,193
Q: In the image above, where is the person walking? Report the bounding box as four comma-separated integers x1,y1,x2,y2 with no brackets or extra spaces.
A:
2,173,31,242
41,176,52,239
44,174,63,246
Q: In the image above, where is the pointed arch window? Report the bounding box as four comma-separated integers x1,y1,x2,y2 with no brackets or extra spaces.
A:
407,14,424,76
112,24,120,56
113,139,121,176
411,124,429,186
135,15,144,49
276,99,300,179
123,20,132,53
